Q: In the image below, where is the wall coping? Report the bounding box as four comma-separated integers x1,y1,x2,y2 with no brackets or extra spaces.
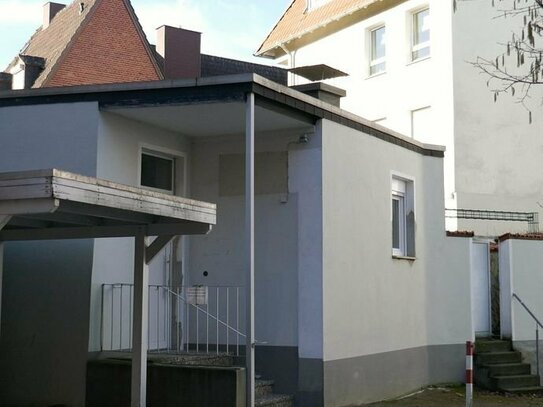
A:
446,231,475,238
499,233,543,242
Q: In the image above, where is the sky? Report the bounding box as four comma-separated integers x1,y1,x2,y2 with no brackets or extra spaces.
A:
0,0,292,70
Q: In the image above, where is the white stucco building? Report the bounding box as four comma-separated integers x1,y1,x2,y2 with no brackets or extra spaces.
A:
0,75,475,407
257,0,543,236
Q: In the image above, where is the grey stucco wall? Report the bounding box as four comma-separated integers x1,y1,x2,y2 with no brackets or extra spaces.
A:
320,119,471,405
0,102,100,406
188,133,302,348
89,111,191,352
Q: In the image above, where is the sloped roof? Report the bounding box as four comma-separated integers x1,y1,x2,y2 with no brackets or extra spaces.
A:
256,0,384,57
5,0,162,88
6,0,98,87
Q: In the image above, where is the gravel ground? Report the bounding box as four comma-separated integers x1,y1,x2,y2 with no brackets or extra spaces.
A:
363,386,543,406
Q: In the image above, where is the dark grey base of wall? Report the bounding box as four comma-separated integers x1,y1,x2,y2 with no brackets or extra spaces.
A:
299,358,324,407
87,360,246,407
256,346,299,396
324,344,465,406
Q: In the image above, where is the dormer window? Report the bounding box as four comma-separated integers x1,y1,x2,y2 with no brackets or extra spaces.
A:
306,0,332,12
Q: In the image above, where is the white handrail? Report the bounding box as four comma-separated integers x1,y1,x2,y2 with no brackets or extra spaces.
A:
100,283,247,356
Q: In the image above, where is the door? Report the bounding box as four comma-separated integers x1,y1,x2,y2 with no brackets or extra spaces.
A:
471,241,492,336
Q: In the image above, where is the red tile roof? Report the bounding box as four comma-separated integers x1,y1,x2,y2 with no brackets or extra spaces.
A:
256,0,383,57
5,0,162,88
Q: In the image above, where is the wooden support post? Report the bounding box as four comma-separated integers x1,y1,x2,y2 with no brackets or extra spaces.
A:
245,92,255,407
131,229,149,407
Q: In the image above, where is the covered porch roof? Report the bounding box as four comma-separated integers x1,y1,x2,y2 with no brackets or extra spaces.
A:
0,168,215,240
0,169,216,407
0,73,444,156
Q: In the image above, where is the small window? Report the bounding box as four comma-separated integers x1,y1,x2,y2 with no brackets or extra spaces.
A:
141,151,175,194
412,8,430,61
392,176,415,258
370,26,386,75
306,0,332,12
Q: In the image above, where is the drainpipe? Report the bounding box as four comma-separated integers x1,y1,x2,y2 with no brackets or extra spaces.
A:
280,44,296,86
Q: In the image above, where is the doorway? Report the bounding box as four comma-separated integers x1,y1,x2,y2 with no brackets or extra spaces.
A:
471,240,492,337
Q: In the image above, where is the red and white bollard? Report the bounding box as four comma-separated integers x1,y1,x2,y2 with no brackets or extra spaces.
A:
466,341,474,407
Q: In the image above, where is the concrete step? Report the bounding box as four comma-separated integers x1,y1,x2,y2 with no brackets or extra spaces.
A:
476,340,512,354
98,351,235,367
475,351,522,365
256,380,274,398
485,362,531,377
501,386,543,395
490,374,541,389
150,353,234,367
255,394,294,407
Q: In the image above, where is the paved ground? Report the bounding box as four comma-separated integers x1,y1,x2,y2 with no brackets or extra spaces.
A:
364,386,543,406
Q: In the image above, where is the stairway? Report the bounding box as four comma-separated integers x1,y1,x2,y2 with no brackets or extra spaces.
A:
475,339,543,394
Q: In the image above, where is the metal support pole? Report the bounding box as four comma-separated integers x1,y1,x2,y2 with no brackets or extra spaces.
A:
131,230,149,407
245,92,256,407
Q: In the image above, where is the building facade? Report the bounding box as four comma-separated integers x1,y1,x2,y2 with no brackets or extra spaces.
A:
257,0,543,236
0,75,473,407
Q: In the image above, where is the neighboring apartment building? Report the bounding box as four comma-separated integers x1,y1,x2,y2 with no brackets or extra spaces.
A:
1,0,287,90
257,0,543,236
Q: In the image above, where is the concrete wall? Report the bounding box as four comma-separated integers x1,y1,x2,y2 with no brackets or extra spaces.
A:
87,360,246,407
452,1,543,235
499,238,543,342
188,132,308,349
0,102,100,406
90,111,191,352
499,237,543,377
320,119,472,405
188,130,321,398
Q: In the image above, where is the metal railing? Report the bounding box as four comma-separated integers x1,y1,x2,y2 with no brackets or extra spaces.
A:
446,209,539,232
101,284,246,356
512,293,543,376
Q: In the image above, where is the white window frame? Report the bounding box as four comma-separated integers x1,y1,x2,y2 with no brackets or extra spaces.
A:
392,178,406,256
411,7,430,62
391,173,416,258
138,144,187,196
306,0,331,12
369,25,386,76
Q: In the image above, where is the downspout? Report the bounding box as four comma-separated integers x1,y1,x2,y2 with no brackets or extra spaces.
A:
280,44,296,86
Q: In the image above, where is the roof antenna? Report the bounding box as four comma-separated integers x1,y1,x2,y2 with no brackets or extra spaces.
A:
79,2,85,14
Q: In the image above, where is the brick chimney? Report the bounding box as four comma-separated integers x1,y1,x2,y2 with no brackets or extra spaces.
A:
156,26,201,79
43,2,66,29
